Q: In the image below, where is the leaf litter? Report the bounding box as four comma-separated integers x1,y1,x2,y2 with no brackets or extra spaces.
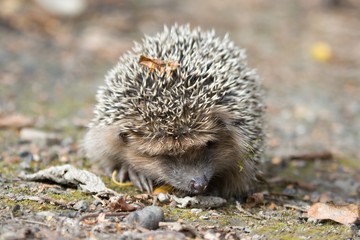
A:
20,164,117,195
307,202,359,225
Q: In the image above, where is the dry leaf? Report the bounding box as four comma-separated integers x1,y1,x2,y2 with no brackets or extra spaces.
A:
20,128,61,145
139,55,179,76
307,202,359,225
21,164,117,195
172,195,226,208
153,184,173,195
0,113,34,129
268,202,278,210
108,196,136,212
245,192,264,208
96,213,107,223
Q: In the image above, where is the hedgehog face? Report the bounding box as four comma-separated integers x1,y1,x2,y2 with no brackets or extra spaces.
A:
155,141,217,195
121,131,218,195
117,116,246,196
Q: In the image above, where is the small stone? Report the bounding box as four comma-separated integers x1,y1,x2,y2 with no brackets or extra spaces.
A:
199,214,209,220
19,151,33,169
19,128,61,146
92,199,102,207
203,230,221,240
73,200,88,212
126,206,164,230
36,211,56,218
34,0,87,17
243,227,251,233
61,137,74,147
190,208,202,215
157,193,170,203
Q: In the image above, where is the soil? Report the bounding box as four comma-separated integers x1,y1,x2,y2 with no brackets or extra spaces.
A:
0,0,359,239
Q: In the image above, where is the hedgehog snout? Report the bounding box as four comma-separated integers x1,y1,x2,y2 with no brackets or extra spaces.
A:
189,175,208,194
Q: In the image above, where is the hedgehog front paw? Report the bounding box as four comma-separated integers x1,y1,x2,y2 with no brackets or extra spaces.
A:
116,165,153,193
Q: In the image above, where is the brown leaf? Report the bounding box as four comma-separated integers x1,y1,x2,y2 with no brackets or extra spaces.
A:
307,202,359,225
153,184,173,195
245,192,264,208
268,202,278,210
139,55,179,76
21,165,115,194
96,213,108,223
0,113,34,129
108,196,136,212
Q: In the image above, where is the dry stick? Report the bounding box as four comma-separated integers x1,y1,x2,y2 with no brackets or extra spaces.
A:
283,204,308,212
39,196,70,208
235,201,263,220
21,219,51,227
78,212,128,223
285,151,333,161
9,210,14,220
267,177,316,191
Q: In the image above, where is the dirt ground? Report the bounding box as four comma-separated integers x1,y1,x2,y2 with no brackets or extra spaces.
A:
0,0,359,239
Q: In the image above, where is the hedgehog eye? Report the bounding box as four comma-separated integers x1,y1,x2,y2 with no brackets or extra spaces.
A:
206,140,216,148
118,132,129,144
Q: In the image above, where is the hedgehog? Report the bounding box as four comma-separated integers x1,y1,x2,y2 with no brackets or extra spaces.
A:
83,24,264,199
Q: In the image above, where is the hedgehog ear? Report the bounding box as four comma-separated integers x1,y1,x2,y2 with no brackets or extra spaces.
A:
118,132,129,144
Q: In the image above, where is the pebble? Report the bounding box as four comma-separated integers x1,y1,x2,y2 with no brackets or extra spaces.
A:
19,151,33,170
203,230,221,240
73,200,88,212
61,137,74,147
126,206,164,230
199,214,209,220
34,0,87,17
190,208,202,215
157,193,170,203
19,128,61,146
36,211,56,218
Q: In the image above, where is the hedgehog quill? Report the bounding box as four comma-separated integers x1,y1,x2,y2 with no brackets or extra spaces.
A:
84,25,264,199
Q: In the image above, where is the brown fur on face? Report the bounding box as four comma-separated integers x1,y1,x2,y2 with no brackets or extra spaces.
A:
83,111,260,199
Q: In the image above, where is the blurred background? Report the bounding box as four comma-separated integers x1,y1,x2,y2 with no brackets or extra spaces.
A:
0,0,359,160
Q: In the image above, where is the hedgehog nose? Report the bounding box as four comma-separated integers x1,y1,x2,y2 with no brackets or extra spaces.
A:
189,176,208,194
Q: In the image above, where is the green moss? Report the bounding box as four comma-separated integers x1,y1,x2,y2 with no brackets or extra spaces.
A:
253,218,351,239
277,161,316,182
46,189,92,202
163,206,201,222
161,202,352,239
338,156,360,170
162,204,245,227
0,162,20,178
0,197,60,212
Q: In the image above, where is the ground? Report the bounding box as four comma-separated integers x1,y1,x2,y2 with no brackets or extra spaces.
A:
0,0,359,239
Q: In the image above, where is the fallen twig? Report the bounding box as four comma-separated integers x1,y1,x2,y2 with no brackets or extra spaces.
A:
78,212,128,223
21,219,51,228
284,204,308,212
284,151,333,161
235,201,262,220
267,177,316,191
